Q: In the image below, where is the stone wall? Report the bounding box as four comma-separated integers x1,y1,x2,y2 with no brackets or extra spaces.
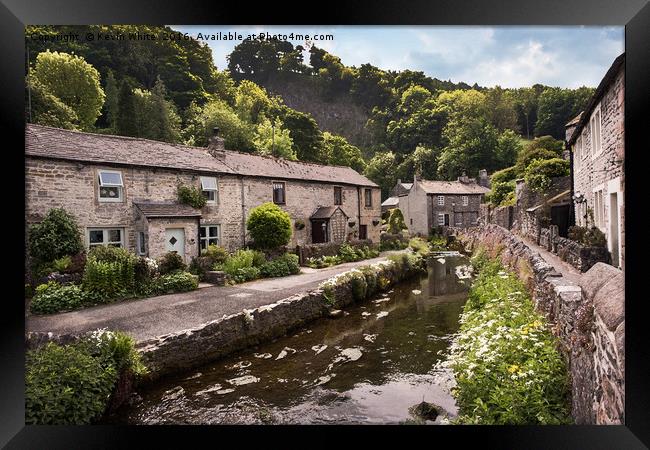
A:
451,224,624,424
296,239,376,265
555,236,611,273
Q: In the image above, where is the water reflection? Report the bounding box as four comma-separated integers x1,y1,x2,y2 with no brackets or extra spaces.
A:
107,253,471,425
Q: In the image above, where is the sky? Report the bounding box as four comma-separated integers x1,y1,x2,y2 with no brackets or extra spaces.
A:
172,25,624,89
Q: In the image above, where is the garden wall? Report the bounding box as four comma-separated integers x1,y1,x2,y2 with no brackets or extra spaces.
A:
450,224,624,425
296,239,376,265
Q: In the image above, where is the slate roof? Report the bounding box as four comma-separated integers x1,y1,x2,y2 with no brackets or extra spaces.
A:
25,124,378,187
418,180,491,195
134,202,202,218
310,206,348,219
381,196,400,207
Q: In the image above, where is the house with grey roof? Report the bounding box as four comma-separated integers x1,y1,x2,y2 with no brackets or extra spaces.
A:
25,124,381,262
396,173,490,235
565,52,624,269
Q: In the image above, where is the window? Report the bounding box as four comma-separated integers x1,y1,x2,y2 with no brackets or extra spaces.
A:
98,170,123,202
273,182,286,204
201,176,218,203
200,225,221,251
88,228,124,248
137,231,146,255
437,195,445,206
438,213,445,226
462,195,468,206
590,106,602,157
594,189,604,229
364,189,372,207
334,186,343,205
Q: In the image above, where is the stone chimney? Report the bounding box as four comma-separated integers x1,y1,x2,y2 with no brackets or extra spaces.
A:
458,171,470,184
207,127,226,160
478,169,490,188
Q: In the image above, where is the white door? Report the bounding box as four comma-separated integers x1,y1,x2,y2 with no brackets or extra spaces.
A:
165,228,185,259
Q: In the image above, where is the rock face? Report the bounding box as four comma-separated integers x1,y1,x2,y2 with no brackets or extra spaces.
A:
451,224,624,425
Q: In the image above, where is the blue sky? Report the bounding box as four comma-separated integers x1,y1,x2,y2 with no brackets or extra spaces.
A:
172,25,623,88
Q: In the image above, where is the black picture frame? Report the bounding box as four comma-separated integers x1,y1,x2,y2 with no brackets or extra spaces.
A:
2,0,649,447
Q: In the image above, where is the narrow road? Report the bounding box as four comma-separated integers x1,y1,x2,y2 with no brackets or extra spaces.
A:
517,234,583,284
27,252,403,343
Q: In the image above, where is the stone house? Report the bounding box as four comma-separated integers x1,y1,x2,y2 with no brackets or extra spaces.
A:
25,124,381,262
381,179,412,213
565,53,624,269
397,173,490,235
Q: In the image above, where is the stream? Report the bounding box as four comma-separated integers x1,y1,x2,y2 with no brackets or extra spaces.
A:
107,253,472,425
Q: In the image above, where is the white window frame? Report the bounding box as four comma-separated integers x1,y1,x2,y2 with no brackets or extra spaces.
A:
593,187,605,230
200,176,218,204
200,224,221,251
462,195,468,206
437,213,445,226
137,231,146,256
590,104,603,158
437,195,445,206
87,227,125,249
97,169,124,202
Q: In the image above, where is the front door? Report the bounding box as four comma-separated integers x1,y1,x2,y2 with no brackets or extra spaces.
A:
165,228,185,259
311,220,329,244
444,214,450,226
359,224,368,240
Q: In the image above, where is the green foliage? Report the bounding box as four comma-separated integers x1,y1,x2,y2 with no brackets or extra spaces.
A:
408,237,430,256
51,255,72,273
535,86,594,139
488,181,516,206
365,151,397,199
127,78,181,143
322,132,366,172
30,282,91,314
379,234,409,251
82,246,137,298
177,184,207,209
157,251,187,275
490,166,519,185
25,342,116,424
246,202,292,249
524,158,570,192
448,257,571,424
202,244,228,264
272,106,324,162
183,99,256,150
253,117,296,160
28,208,83,263
25,330,147,425
387,208,406,234
31,50,105,129
153,271,198,293
260,253,300,278
27,75,79,129
568,226,607,248
188,256,214,281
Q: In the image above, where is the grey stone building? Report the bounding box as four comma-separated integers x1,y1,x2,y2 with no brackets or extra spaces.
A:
25,124,381,262
397,174,490,235
566,53,624,269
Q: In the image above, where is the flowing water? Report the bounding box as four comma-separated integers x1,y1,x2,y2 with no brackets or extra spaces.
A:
108,253,472,425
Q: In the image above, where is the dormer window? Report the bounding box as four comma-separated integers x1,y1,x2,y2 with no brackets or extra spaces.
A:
201,176,218,203
98,170,123,202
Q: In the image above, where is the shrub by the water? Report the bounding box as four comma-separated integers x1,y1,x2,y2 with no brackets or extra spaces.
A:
446,253,571,425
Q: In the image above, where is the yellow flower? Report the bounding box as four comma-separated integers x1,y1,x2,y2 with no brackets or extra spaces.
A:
521,328,528,335
508,364,519,373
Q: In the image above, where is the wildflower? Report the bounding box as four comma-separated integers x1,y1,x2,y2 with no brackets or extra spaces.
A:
507,364,519,373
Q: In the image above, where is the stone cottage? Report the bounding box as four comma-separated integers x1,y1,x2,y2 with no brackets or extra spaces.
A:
25,124,381,262
397,173,490,235
566,52,624,269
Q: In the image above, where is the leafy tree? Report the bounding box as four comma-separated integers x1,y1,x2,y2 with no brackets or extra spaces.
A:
395,145,439,182
31,50,105,130
29,208,83,263
495,130,523,168
235,80,273,124
511,86,542,139
350,63,393,109
322,132,366,172
102,70,119,130
116,80,137,137
253,117,296,160
26,76,79,129
228,37,296,82
387,208,406,234
485,86,518,131
487,181,516,206
129,77,181,142
183,99,256,151
247,202,292,249
365,151,398,198
515,135,564,172
490,166,519,185
398,85,432,116
534,87,594,139
272,106,324,162
524,158,570,192
435,89,487,122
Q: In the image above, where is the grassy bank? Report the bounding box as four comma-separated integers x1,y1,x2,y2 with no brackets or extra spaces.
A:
447,248,572,424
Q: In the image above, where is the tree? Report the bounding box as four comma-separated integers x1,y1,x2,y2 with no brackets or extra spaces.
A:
350,63,393,110
395,145,439,182
127,78,181,143
387,208,406,234
365,151,398,198
524,158,570,192
253,118,296,160
103,70,119,130
322,132,366,172
273,106,324,162
28,208,83,263
116,80,138,137
26,76,79,129
534,87,594,139
246,202,292,249
485,86,518,131
186,99,256,151
235,80,272,124
31,50,105,130
495,130,523,168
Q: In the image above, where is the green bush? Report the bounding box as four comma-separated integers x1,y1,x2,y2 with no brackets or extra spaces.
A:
490,166,519,185
408,237,430,255
448,256,571,425
153,271,198,293
217,249,264,283
231,266,261,283
338,243,360,262
524,158,570,192
202,244,228,264
188,256,214,281
488,181,516,206
568,226,607,247
251,250,268,267
246,202,292,249
157,251,187,275
387,208,406,234
25,342,117,424
134,256,157,283
82,247,137,300
177,184,207,209
51,255,72,273
28,208,83,263
30,281,93,314
260,253,300,278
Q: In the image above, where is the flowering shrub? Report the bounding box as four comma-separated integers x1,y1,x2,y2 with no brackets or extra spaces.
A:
446,255,571,424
